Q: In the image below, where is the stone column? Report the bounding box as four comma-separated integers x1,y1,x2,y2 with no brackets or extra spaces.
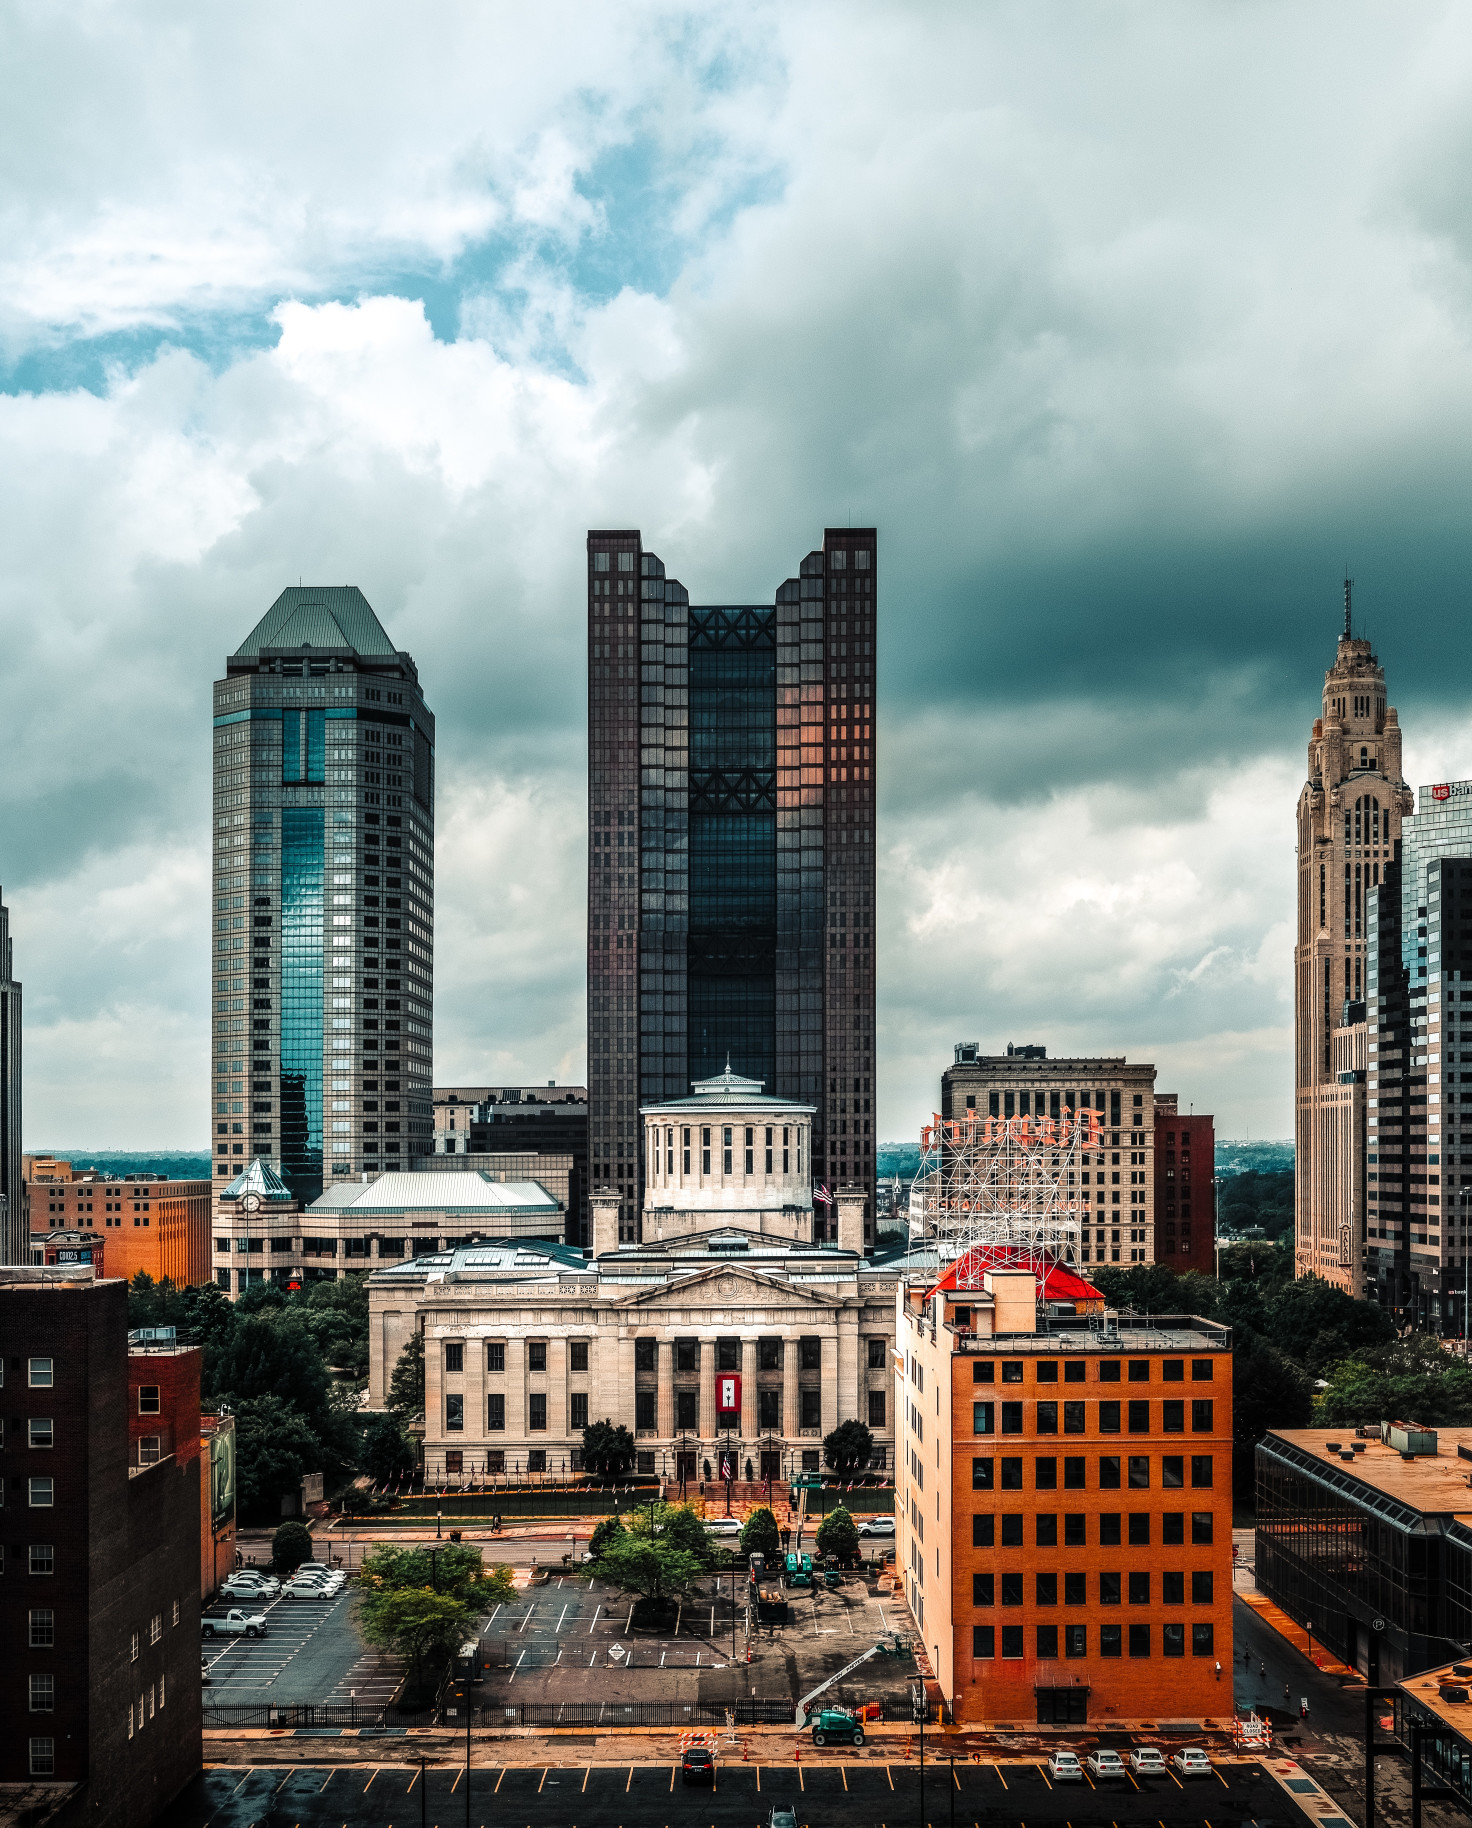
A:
740,1337,758,1457
836,1191,865,1256
782,1342,800,1464
613,1331,636,1435
505,1337,527,1445
656,1333,674,1442
590,1190,621,1258
699,1339,716,1440
836,1308,860,1427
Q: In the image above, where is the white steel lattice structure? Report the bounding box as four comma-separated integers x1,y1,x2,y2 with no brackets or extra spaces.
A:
916,1110,1107,1274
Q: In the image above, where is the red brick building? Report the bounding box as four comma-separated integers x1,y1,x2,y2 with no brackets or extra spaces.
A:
1153,1094,1216,1269
0,1267,202,1826
26,1159,212,1288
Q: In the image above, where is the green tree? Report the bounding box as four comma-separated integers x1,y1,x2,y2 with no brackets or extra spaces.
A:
1216,1241,1291,1284
358,1587,471,1686
1232,1343,1314,1497
660,1503,714,1565
211,1312,333,1433
360,1543,513,1606
297,1275,371,1374
595,1535,702,1606
388,1332,425,1418
359,1411,417,1484
1318,1335,1472,1428
1262,1275,1394,1376
815,1505,859,1565
582,1418,636,1478
823,1419,874,1474
272,1519,315,1575
740,1506,780,1559
235,1396,325,1523
588,1514,625,1559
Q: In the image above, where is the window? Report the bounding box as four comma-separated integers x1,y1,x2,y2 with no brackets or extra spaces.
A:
1099,1456,1120,1488
29,1545,54,1575
1191,1455,1214,1488
28,1358,53,1388
759,1389,780,1427
972,1626,995,1659
677,1390,698,1429
971,1457,994,1489
1036,1401,1058,1434
1099,1401,1120,1433
1036,1624,1059,1659
27,1673,52,1713
1192,1623,1215,1657
717,1339,739,1371
444,1343,463,1373
1163,1513,1184,1544
994,1515,1021,1549
1098,1359,1120,1382
527,1450,546,1473
1192,1399,1214,1432
172,1600,179,1627
1162,1456,1184,1488
634,1338,656,1373
1036,1514,1058,1546
801,1390,822,1428
868,1338,888,1368
1099,1513,1121,1546
1063,1401,1085,1434
1191,1571,1214,1604
868,1390,886,1428
131,1632,140,1662
1128,1457,1150,1488
1001,1402,1023,1434
1099,1572,1121,1604
1128,1359,1150,1383
1191,1511,1214,1544
28,1418,53,1449
528,1342,547,1373
800,1337,821,1371
1063,1513,1086,1546
487,1393,505,1430
1191,1359,1215,1381
1161,1399,1184,1433
635,1391,655,1429
1162,1359,1184,1382
1064,1571,1086,1603
29,1478,54,1508
758,1338,781,1371
570,1341,589,1373
1128,1624,1151,1658
1001,1626,1024,1659
972,1402,994,1435
1128,1513,1150,1545
972,1361,994,1383
972,1573,994,1606
1034,1457,1057,1489
28,1739,54,1776
1065,1624,1086,1657
1128,1400,1151,1433
29,1609,54,1647
445,1394,464,1431
972,1514,994,1547
1128,1572,1150,1604
676,1339,698,1373
1002,1361,1023,1383
528,1393,547,1431
570,1393,589,1430
1035,1572,1058,1605
1163,1622,1185,1656
150,1613,162,1645
1100,1624,1122,1657
1000,1457,1023,1489
487,1343,505,1372
1063,1456,1085,1488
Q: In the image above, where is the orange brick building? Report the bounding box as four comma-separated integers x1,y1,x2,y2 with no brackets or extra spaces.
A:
27,1163,211,1288
895,1266,1234,1727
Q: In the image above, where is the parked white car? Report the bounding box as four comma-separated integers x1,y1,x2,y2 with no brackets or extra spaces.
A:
202,1608,268,1638
1129,1747,1167,1776
1085,1749,1128,1780
221,1573,279,1601
1173,1748,1213,1778
281,1573,337,1600
706,1517,743,1537
288,1564,344,1590
857,1517,896,1536
1047,1749,1083,1782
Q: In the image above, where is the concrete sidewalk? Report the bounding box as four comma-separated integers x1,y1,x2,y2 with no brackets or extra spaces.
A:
1236,1590,1362,1686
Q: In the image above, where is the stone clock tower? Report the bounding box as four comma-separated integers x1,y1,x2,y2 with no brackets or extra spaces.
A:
1294,594,1411,1290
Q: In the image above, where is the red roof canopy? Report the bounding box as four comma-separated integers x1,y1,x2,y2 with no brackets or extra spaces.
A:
929,1245,1103,1305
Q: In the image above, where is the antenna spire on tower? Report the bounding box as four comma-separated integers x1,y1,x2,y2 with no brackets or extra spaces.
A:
1344,574,1352,638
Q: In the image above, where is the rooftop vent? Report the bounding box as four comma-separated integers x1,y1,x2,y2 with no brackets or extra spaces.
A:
1383,1420,1439,1457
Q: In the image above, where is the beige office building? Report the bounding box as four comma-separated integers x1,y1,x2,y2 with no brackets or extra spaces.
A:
1294,617,1411,1293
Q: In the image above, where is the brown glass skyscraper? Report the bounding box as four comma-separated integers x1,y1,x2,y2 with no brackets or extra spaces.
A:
587,529,877,1247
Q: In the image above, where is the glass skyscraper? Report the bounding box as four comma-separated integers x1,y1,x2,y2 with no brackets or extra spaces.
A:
211,588,434,1283
586,529,878,1247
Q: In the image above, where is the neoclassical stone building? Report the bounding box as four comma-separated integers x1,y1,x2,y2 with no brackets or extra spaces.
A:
367,1070,897,1482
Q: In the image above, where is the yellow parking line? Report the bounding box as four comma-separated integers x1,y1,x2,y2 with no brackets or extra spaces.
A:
363,1771,378,1793
841,1767,848,1791
319,1773,333,1793
885,1765,893,1789
405,1771,419,1794
996,1766,1009,1790
626,1766,633,1792
668,1765,674,1791
494,1768,505,1794
582,1768,590,1793
450,1770,461,1794
1215,1770,1230,1788
799,1766,805,1792
537,1770,548,1794
1039,1768,1052,1790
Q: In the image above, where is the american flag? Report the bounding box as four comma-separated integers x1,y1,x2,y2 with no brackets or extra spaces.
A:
814,1184,834,1206
721,1454,732,1481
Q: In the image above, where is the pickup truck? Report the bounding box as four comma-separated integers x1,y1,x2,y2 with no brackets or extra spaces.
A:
201,1608,268,1639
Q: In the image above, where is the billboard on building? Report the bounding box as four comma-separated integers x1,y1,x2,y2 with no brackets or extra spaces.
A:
209,1416,236,1533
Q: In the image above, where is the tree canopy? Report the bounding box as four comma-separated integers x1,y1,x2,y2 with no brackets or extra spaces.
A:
815,1505,859,1564
388,1332,426,1418
359,1543,514,1607
358,1586,471,1680
272,1520,315,1574
594,1535,703,1605
823,1419,874,1474
234,1396,324,1523
582,1418,636,1477
739,1507,780,1559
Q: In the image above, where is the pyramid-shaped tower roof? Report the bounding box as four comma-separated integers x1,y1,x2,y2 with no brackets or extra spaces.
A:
232,587,398,659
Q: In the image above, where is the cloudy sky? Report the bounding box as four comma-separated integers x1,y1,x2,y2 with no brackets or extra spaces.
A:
6,1,1472,1150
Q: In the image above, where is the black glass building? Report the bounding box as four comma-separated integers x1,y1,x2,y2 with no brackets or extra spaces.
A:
586,530,878,1246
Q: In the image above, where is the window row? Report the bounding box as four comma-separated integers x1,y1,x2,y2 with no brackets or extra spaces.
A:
436,1336,888,1375
972,1569,1215,1605
2,1358,55,1388
973,1399,1215,1435
972,1623,1216,1660
971,1455,1215,1493
971,1509,1215,1546
971,1357,1215,1385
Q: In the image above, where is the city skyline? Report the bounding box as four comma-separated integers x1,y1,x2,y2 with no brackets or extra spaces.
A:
10,10,1472,1149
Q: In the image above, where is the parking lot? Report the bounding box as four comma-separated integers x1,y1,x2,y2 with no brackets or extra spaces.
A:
202,1585,401,1713
164,1754,1287,1828
480,1571,918,1716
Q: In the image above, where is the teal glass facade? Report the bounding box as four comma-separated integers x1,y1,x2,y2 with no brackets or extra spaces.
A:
279,807,324,1202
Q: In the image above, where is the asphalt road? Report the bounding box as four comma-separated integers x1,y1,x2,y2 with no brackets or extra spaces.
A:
202,1587,399,1710
165,1756,1284,1828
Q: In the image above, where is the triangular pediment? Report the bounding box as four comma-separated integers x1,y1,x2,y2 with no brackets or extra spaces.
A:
612,1261,846,1310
